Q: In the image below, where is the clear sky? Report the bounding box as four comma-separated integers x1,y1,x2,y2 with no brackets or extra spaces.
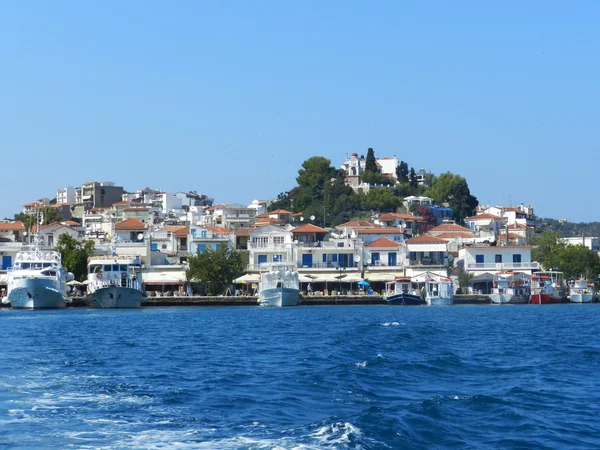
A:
1,1,598,222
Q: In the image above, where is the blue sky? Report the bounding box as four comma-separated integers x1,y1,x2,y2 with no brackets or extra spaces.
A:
1,1,598,222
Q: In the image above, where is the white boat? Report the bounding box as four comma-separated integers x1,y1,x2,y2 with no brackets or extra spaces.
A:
4,245,72,309
490,271,530,304
424,274,454,305
257,264,300,307
86,255,145,308
569,279,594,303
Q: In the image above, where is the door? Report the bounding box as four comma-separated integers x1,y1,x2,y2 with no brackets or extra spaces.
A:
1,255,11,270
301,254,313,268
257,254,268,265
388,252,397,267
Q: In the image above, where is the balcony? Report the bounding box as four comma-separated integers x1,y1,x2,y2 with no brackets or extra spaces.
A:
249,242,291,250
409,259,446,267
465,262,540,271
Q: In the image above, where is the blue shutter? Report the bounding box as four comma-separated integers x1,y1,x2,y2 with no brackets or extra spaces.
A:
197,244,206,253
215,243,221,251
258,255,268,264
1,255,11,270
151,243,158,251
322,254,327,263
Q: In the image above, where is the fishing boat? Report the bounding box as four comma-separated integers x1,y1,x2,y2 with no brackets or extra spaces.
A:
424,274,454,305
569,279,594,303
490,271,530,304
530,271,568,304
257,263,300,307
384,276,425,305
86,255,145,308
4,236,72,309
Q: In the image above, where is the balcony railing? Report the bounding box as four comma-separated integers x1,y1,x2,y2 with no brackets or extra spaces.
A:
465,262,539,270
296,262,356,269
409,259,445,267
249,242,291,250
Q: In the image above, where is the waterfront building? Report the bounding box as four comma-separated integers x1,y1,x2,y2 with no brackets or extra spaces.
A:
404,234,449,278
373,213,424,237
247,225,294,269
56,187,75,205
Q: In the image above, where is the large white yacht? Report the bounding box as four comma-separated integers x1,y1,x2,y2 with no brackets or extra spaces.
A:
257,263,300,307
4,243,72,309
86,255,146,308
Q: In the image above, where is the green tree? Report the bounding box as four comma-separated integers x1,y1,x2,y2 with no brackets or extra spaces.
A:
365,148,377,173
556,245,600,280
54,234,95,281
409,167,418,189
531,231,565,270
361,188,402,212
268,191,292,212
360,171,393,186
296,156,339,201
186,246,245,294
396,161,409,183
447,178,478,225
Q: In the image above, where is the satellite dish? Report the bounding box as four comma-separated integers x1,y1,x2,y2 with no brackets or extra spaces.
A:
300,217,304,222
285,224,293,231
137,233,144,241
23,231,27,236
310,215,315,221
353,255,361,262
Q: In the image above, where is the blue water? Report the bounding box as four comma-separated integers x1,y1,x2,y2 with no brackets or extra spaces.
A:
2,305,600,449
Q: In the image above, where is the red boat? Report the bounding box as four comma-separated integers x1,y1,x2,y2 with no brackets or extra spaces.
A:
530,272,568,304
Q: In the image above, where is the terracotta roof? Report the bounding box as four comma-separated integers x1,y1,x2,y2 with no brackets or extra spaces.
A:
406,234,448,244
206,226,232,235
507,224,533,229
356,228,403,235
292,212,303,217
377,213,425,222
292,224,328,233
112,201,132,206
115,218,147,230
434,232,477,240
173,226,189,238
234,228,251,237
63,221,80,227
124,207,150,212
465,213,503,220
337,220,378,228
366,237,402,248
0,221,25,231
23,202,43,207
270,209,293,214
253,212,271,219
429,224,472,233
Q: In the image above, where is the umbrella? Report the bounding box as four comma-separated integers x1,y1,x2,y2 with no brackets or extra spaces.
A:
357,280,370,287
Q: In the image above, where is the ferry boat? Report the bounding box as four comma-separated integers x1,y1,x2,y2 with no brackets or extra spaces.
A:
384,276,425,305
490,271,530,304
86,255,145,308
257,263,300,307
424,274,454,305
569,279,594,303
4,243,72,309
530,271,568,304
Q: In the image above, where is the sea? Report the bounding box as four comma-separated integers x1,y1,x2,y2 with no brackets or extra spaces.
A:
2,304,600,450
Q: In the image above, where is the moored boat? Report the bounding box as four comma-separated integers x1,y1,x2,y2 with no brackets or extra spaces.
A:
490,271,530,304
257,264,300,307
4,246,72,309
569,279,594,303
87,255,145,308
424,274,454,305
530,271,568,304
385,276,425,305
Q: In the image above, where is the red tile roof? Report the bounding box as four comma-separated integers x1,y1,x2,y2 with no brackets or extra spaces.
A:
269,209,293,214
234,228,251,237
434,232,477,240
336,220,378,228
115,218,147,230
206,226,232,235
112,201,132,206
377,213,426,222
292,224,328,233
124,207,150,212
173,226,189,238
465,213,503,220
0,221,25,231
366,237,402,248
429,224,472,233
406,234,448,244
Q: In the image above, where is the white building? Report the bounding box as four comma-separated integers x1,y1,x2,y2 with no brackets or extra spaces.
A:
56,187,75,205
458,245,538,275
248,225,294,269
563,236,599,253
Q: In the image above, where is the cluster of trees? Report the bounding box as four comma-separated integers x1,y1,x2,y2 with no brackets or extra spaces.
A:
537,217,600,238
54,234,95,281
532,231,600,280
186,246,245,295
14,206,64,230
269,152,479,226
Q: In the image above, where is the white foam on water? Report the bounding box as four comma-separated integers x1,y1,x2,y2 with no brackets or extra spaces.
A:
310,421,363,446
355,361,367,368
380,322,402,327
377,353,383,359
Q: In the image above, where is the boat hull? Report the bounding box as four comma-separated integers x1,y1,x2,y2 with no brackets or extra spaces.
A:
386,293,425,305
569,293,594,303
490,293,529,304
428,296,454,306
89,286,144,308
7,278,66,309
530,293,564,304
258,287,299,307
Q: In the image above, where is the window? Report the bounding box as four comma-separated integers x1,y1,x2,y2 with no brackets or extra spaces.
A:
201,231,207,238
197,244,206,253
475,255,484,264
273,254,283,262
495,255,502,263
513,254,522,263
273,236,284,245
162,244,167,249
104,265,112,271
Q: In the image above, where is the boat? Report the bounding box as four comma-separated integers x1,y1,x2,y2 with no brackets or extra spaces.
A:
490,271,530,304
384,276,426,305
424,274,454,305
86,255,145,308
4,241,72,309
257,263,300,307
530,271,568,304
569,279,594,303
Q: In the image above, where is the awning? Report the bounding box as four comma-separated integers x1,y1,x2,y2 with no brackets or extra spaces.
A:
142,271,186,285
365,273,398,282
234,273,260,284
